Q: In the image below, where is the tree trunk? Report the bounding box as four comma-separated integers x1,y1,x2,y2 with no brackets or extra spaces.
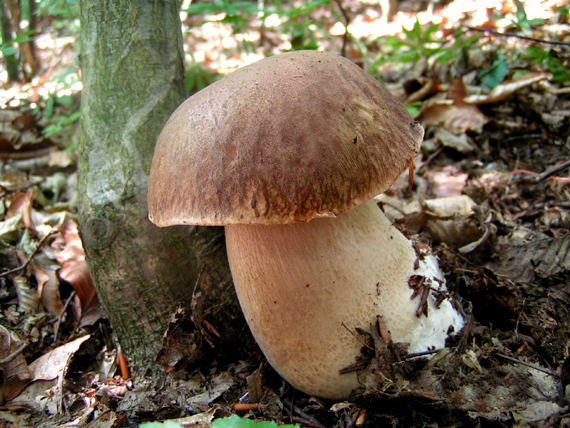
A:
78,0,250,380
27,0,37,64
0,0,20,81
3,0,39,75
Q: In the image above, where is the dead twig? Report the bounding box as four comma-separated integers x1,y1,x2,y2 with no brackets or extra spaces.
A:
0,340,29,365
390,348,446,365
291,416,328,428
341,322,374,351
0,229,58,278
495,353,559,378
339,361,369,374
283,398,327,428
53,290,76,344
332,0,350,57
538,159,570,181
465,25,570,46
418,146,444,173
505,169,570,183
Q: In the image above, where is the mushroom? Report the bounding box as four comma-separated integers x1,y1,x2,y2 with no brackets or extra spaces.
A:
148,51,464,399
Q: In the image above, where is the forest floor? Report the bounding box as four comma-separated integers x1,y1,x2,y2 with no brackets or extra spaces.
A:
0,0,570,427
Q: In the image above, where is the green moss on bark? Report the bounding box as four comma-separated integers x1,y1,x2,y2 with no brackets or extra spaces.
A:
78,0,252,378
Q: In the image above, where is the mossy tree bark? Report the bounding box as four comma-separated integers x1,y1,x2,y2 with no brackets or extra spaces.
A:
78,0,249,380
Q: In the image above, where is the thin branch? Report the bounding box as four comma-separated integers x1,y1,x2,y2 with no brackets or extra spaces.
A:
283,398,327,428
53,290,76,345
395,348,443,362
333,0,349,57
538,159,570,181
291,416,328,428
465,25,570,46
341,322,373,351
495,353,559,378
418,146,444,173
0,229,58,278
504,169,570,183
0,340,29,364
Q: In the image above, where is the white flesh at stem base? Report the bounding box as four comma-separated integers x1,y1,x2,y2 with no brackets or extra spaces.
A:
225,199,465,400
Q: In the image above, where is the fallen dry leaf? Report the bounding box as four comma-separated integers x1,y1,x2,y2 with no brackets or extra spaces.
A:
12,275,41,315
0,110,55,161
494,233,570,284
6,335,91,414
51,219,98,313
0,170,38,191
464,72,552,105
28,334,91,382
447,77,469,101
163,409,216,428
33,264,64,316
403,77,441,104
0,325,31,404
0,212,24,245
425,166,469,197
425,216,484,250
424,127,477,153
423,196,484,249
419,101,487,134
4,189,35,230
82,409,125,428
48,150,75,168
424,195,476,217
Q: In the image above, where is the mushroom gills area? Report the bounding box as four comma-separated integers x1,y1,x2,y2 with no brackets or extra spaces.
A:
225,199,464,399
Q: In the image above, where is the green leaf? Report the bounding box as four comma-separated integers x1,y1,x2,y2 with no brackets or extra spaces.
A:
58,95,73,107
524,45,548,57
1,46,16,56
287,0,330,19
460,33,482,48
44,96,56,119
526,18,544,26
405,101,424,117
481,54,509,89
138,416,299,428
412,20,422,40
554,6,569,18
436,32,481,64
421,23,440,42
388,50,418,64
514,0,527,20
547,58,570,82
402,26,415,41
212,415,298,428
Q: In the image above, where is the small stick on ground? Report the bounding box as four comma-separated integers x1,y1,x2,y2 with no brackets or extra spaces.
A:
53,290,76,344
495,352,559,378
0,340,29,364
283,398,326,428
291,416,328,428
465,25,570,46
0,229,58,278
538,159,570,181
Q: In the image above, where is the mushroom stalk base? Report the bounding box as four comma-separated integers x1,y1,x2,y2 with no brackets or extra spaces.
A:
225,199,464,399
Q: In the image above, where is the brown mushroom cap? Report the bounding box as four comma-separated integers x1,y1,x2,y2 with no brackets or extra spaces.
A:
148,50,423,226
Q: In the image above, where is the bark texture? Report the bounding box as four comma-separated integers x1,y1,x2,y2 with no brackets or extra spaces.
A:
78,0,249,379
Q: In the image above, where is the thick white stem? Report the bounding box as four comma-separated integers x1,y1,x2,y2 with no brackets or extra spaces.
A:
225,199,463,399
